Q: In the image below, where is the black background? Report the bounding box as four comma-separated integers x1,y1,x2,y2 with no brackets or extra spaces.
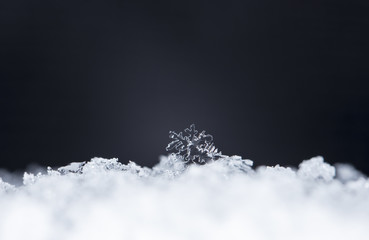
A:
1,0,369,174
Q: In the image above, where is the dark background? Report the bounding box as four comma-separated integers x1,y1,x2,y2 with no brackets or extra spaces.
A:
1,0,369,174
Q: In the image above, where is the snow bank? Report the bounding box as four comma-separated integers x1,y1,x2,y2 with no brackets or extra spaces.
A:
0,156,368,240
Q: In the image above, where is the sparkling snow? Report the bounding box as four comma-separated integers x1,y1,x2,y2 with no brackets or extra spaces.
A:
0,156,368,240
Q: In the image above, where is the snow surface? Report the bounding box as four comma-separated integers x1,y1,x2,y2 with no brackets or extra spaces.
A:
0,155,368,240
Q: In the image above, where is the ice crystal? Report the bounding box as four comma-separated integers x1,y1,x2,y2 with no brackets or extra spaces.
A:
56,158,151,177
166,124,223,164
58,161,87,174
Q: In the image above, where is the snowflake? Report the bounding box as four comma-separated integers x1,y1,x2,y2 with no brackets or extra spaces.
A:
166,124,223,164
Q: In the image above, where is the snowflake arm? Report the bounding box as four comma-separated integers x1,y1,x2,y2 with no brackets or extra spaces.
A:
166,131,188,155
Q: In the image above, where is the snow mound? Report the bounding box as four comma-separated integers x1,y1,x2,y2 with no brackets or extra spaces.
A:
297,156,335,181
0,156,368,240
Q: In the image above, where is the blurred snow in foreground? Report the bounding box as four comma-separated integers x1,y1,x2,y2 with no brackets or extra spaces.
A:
0,156,369,240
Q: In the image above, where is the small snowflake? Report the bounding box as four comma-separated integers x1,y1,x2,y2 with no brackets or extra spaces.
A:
166,124,223,164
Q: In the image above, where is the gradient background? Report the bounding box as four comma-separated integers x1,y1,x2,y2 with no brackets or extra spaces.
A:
1,0,369,174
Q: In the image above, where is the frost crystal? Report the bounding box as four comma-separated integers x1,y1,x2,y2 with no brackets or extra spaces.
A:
166,124,223,164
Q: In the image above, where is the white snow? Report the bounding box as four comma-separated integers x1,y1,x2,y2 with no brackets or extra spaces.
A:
0,155,368,240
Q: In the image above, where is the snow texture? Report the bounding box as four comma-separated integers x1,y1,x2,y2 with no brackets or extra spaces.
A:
0,155,369,240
